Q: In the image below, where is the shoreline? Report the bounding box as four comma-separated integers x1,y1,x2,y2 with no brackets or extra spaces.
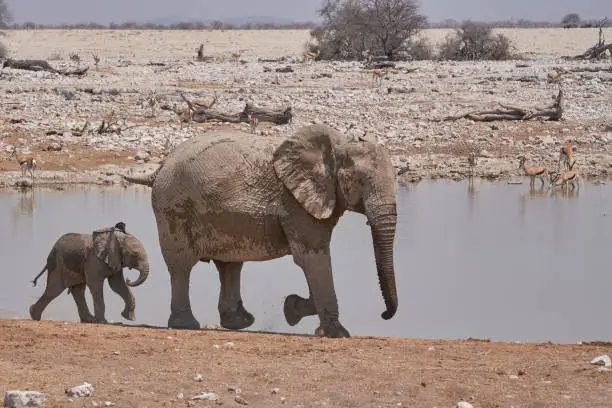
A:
1,319,611,407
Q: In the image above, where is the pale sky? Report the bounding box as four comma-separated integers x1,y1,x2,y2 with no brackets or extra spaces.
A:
5,0,610,25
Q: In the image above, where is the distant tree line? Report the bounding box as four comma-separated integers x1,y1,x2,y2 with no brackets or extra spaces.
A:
2,21,319,30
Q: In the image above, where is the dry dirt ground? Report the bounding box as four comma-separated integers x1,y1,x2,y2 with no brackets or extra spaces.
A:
1,319,611,408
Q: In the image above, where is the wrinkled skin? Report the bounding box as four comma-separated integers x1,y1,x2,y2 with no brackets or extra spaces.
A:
124,124,399,338
29,229,150,323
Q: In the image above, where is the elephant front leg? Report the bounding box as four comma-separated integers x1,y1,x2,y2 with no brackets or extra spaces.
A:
291,248,350,338
108,273,136,321
214,261,254,330
284,291,316,326
87,277,108,324
70,283,96,323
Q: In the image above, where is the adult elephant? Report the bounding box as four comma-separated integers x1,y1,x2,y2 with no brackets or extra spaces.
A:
29,223,150,323
124,124,398,338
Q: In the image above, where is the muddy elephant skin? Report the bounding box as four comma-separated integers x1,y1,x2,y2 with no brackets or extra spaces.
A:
124,124,398,338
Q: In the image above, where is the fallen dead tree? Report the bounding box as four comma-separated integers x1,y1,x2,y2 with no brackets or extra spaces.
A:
442,88,564,122
574,21,612,60
574,43,612,60
2,59,89,76
180,93,293,125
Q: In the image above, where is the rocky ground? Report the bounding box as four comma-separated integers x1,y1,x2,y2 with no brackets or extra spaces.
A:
1,319,611,408
0,29,611,189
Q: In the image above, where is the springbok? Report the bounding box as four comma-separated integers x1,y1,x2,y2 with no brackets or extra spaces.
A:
517,155,548,189
9,147,37,180
550,160,580,191
558,144,573,171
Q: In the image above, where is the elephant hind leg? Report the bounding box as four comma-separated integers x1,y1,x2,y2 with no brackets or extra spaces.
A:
29,274,65,321
70,283,95,323
214,260,254,330
165,254,200,330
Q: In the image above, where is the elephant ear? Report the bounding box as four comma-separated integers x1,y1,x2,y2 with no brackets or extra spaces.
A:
273,124,342,220
92,228,123,272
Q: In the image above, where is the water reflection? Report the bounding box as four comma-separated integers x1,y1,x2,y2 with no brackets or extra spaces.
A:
1,181,611,343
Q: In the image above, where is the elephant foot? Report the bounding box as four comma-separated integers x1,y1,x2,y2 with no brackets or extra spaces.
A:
315,321,351,338
29,305,41,321
284,294,315,326
80,314,97,324
168,308,200,330
220,301,254,330
121,310,136,321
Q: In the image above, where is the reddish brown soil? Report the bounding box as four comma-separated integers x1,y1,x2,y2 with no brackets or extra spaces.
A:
1,319,611,407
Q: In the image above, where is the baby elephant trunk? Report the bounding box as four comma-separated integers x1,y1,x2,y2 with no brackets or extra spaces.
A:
126,261,149,287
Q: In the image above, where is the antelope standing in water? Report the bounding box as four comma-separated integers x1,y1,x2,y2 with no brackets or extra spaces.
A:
517,155,548,189
9,147,37,180
550,160,580,192
467,152,477,180
558,144,573,171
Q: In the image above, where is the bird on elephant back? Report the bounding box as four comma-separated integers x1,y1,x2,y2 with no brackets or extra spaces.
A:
30,222,150,324
124,124,399,338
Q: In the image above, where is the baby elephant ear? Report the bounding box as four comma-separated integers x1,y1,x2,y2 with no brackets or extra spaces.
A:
273,124,340,220
92,228,123,272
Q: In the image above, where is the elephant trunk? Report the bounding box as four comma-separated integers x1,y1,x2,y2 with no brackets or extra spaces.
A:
126,261,149,287
365,202,398,320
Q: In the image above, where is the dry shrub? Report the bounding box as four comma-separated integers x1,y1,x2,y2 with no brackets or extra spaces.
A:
404,37,434,60
437,21,515,60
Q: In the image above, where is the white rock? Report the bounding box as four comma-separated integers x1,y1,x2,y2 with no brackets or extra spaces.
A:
66,382,94,397
271,388,280,394
104,402,114,407
191,392,218,401
591,355,612,367
194,373,203,382
4,390,45,408
456,402,473,408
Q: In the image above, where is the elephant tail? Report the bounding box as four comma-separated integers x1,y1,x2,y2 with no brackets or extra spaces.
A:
31,265,48,287
123,164,163,187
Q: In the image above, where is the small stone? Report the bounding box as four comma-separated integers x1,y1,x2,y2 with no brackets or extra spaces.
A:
4,390,45,408
191,392,218,401
591,355,612,367
104,402,114,407
134,150,150,162
456,402,473,408
227,386,241,394
271,388,280,395
112,351,120,355
224,341,235,348
66,382,94,397
509,375,519,379
194,373,203,382
235,395,249,405
280,397,286,403
177,393,184,400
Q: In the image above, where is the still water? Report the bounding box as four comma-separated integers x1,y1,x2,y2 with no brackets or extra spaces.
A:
1,181,611,343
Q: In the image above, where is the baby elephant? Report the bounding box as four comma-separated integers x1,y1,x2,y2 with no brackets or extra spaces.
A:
29,223,150,324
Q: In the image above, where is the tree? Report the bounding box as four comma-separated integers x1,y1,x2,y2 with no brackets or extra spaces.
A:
310,0,427,60
0,0,12,28
561,13,581,28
